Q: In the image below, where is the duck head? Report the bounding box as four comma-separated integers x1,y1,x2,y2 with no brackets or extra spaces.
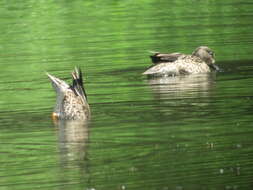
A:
192,46,220,71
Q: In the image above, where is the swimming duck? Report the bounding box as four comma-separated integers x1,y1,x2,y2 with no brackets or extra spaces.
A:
47,67,90,120
143,46,220,76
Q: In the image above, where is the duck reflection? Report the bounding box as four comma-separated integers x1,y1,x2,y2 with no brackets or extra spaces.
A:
54,120,91,189
146,73,216,100
55,119,89,165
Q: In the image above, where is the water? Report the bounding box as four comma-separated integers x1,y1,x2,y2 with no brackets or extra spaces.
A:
1,0,253,189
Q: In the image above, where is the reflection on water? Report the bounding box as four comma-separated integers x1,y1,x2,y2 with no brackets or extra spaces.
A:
146,73,216,100
144,73,217,119
55,120,89,164
55,119,91,190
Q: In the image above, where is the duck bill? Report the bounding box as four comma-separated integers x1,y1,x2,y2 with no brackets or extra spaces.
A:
210,64,221,72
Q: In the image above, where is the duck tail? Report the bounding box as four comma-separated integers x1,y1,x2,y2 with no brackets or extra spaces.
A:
150,53,162,64
71,67,88,101
46,72,69,92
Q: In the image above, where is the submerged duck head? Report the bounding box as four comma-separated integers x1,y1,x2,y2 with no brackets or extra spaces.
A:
47,67,90,120
192,46,220,71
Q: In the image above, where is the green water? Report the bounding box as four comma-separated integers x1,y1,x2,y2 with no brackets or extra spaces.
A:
1,0,253,189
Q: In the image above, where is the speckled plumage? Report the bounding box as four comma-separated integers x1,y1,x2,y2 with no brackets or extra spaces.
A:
61,91,90,120
143,46,219,76
47,67,90,120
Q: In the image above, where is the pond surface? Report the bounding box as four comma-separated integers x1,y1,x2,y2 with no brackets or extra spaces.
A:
1,0,253,189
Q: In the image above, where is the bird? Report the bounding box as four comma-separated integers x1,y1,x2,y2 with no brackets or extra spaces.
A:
47,67,90,120
143,46,220,76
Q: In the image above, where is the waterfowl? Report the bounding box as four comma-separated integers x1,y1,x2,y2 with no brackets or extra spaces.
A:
47,67,90,120
143,46,220,76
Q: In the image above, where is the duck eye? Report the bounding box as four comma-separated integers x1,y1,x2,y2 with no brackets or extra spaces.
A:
209,51,214,56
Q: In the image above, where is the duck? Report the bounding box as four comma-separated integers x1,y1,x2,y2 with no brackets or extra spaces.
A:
143,46,220,76
47,67,90,120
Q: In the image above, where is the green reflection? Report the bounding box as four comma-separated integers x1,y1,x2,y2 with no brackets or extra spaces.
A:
1,0,253,189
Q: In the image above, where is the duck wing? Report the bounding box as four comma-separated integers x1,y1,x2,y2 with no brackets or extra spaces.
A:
71,67,88,102
150,52,183,64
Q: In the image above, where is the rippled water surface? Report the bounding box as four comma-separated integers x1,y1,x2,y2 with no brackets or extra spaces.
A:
1,0,253,190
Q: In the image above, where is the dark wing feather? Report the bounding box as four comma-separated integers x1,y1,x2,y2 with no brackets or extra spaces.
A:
150,52,183,64
71,67,88,101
